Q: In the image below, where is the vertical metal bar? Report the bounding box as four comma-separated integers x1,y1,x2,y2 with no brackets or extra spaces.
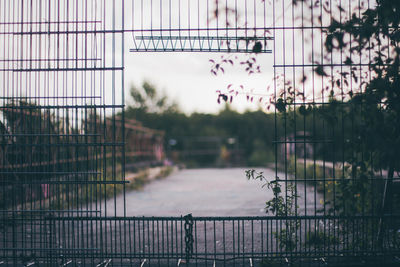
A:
204,220,207,263
241,219,244,265
194,220,198,266
213,219,216,262
223,220,225,266
232,219,235,266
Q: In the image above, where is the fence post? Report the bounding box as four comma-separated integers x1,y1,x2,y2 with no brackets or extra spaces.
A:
183,214,194,263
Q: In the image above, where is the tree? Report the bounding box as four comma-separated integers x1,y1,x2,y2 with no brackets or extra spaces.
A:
128,81,178,114
313,0,400,242
220,0,400,253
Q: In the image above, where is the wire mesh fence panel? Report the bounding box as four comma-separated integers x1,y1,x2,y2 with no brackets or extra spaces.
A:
268,0,400,265
15,216,397,265
0,0,125,265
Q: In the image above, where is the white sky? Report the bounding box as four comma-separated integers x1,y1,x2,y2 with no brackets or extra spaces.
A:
125,51,274,114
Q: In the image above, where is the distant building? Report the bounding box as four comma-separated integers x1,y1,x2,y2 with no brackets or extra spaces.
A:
280,131,314,161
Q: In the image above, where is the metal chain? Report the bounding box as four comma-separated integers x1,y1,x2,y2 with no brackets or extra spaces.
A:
183,214,194,263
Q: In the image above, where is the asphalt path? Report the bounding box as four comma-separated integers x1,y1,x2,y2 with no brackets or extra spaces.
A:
107,168,320,217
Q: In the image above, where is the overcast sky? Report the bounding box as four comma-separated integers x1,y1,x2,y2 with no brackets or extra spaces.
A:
125,51,274,114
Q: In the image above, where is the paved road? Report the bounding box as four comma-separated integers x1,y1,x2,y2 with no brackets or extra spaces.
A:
106,168,320,217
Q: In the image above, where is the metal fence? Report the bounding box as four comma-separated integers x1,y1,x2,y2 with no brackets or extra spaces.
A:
2,214,400,265
0,0,127,265
1,0,400,266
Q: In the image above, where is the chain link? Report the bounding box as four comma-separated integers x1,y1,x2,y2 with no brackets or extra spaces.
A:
183,214,194,263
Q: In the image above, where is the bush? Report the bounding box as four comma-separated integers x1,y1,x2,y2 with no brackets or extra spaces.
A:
248,139,274,166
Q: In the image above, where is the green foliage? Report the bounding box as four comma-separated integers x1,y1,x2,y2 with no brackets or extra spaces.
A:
262,0,400,252
128,81,178,114
248,139,275,166
323,162,379,217
155,166,175,180
273,0,400,173
286,157,325,181
306,0,400,222
126,170,149,191
246,170,300,252
272,0,400,211
125,87,277,166
322,0,400,171
305,230,340,249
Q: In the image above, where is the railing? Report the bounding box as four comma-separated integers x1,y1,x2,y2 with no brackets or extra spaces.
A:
2,214,399,266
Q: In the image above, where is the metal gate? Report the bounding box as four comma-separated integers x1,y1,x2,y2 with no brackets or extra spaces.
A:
1,0,400,266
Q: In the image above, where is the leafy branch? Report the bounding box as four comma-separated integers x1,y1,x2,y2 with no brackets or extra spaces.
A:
246,169,299,251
